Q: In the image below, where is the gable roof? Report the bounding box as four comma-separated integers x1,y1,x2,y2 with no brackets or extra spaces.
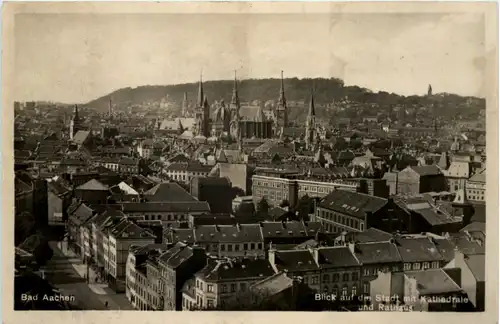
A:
76,179,109,191
72,130,91,145
144,182,196,202
318,190,387,219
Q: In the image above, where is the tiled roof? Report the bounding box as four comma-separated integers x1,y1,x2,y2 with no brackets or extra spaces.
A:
395,237,443,263
273,250,319,272
76,179,109,191
344,227,393,243
260,221,321,239
72,131,91,145
410,165,442,176
143,182,196,202
405,269,462,295
464,254,485,282
198,258,275,281
317,246,360,268
122,201,210,213
354,242,402,264
318,190,387,220
194,224,263,243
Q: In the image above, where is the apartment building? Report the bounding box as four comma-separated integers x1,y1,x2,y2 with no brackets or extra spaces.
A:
158,242,207,310
252,168,358,207
165,162,212,185
191,258,275,309
465,168,486,203
121,201,210,225
105,219,156,292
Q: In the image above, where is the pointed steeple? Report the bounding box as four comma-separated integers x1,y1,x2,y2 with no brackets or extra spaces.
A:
231,70,240,109
197,72,204,107
73,104,79,121
278,70,286,107
428,84,433,96
308,87,315,117
275,70,288,132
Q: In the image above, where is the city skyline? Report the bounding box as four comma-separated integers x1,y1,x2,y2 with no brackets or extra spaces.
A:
15,12,485,103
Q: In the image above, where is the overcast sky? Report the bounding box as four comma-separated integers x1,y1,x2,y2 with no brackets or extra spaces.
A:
14,12,485,103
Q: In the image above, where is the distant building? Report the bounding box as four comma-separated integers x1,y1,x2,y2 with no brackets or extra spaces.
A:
190,176,233,214
465,169,486,203
396,165,447,195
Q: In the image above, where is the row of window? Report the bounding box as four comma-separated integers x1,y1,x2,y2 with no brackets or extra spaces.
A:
323,284,357,297
143,214,186,221
318,209,364,231
403,261,440,271
216,242,263,252
196,280,248,294
322,272,359,283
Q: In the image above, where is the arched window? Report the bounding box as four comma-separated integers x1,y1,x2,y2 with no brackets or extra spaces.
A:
352,285,357,296
333,274,339,282
323,274,330,283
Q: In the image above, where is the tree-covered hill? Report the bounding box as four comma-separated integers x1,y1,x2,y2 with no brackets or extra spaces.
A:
84,77,485,122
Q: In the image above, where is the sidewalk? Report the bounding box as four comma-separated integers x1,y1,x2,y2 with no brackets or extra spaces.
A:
54,241,135,310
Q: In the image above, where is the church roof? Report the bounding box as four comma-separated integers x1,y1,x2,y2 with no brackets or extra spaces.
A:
72,130,91,145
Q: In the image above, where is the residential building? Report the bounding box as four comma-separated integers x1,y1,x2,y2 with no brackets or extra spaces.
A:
158,242,207,310
105,219,156,292
193,258,275,309
396,165,447,195
121,201,210,224
466,168,486,203
314,191,409,234
165,163,212,185
74,179,110,204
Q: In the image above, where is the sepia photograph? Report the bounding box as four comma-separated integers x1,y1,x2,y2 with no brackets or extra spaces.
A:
3,1,498,319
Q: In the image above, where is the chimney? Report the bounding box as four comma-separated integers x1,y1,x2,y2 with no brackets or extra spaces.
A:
236,223,241,232
364,211,373,223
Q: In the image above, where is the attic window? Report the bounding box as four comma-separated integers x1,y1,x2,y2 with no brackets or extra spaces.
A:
241,265,246,269
288,231,293,235
300,231,305,235
342,204,348,208
276,231,281,234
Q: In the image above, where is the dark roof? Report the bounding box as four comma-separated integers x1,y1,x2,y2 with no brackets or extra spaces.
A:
163,228,196,244
395,237,443,263
143,182,196,202
318,190,387,219
198,258,275,281
354,242,402,264
345,228,393,243
121,201,210,213
273,250,319,272
260,221,320,239
317,246,360,268
410,165,442,176
194,224,263,243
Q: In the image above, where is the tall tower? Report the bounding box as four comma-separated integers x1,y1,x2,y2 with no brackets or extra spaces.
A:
305,88,316,150
181,92,189,117
230,70,241,119
194,73,208,137
108,98,113,120
275,70,288,134
69,104,81,139
202,95,210,137
427,84,433,96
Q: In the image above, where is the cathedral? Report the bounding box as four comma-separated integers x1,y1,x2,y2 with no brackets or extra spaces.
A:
193,71,286,140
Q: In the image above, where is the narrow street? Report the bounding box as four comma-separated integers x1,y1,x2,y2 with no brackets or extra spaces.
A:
43,242,134,310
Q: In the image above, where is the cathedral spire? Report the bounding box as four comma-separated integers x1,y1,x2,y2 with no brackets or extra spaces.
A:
278,70,286,107
308,87,315,117
182,92,188,117
231,70,240,108
305,87,316,150
198,72,204,107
